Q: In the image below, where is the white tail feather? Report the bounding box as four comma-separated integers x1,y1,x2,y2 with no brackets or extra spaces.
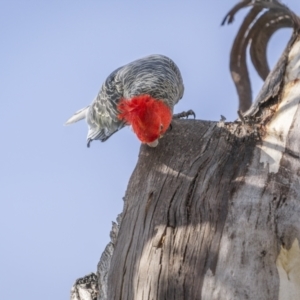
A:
64,106,89,125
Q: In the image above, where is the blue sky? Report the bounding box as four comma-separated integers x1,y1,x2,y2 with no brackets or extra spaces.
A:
1,1,298,299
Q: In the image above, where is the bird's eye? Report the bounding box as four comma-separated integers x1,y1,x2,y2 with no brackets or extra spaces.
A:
160,124,164,131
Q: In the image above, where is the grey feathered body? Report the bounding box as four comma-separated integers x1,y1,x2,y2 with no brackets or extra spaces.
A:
66,54,184,145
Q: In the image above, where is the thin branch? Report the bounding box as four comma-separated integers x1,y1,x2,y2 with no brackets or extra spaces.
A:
249,11,293,81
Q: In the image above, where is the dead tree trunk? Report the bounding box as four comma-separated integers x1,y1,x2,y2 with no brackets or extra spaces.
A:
70,2,300,300
105,82,300,298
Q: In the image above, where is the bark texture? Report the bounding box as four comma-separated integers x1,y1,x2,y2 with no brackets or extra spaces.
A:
107,119,259,299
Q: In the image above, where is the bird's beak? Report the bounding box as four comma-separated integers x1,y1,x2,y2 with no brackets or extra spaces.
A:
147,140,159,147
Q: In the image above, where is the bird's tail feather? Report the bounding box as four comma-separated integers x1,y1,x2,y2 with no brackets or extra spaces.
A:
64,106,89,125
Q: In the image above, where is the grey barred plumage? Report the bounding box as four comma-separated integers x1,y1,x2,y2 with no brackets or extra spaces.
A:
65,54,184,147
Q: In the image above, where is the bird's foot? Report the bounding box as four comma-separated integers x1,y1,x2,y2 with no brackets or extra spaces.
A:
173,109,196,119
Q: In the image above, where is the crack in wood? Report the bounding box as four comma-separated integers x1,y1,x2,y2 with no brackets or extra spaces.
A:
144,191,154,229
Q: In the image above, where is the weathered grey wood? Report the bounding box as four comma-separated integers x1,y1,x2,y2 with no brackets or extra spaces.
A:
106,118,258,299
97,214,122,300
70,273,98,300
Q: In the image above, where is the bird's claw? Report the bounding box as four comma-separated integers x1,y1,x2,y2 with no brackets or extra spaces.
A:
173,109,196,119
220,115,226,122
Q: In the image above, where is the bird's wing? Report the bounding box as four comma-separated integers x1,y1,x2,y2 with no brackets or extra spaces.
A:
86,68,126,142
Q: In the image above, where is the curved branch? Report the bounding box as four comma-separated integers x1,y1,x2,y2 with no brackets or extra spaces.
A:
228,7,262,113
221,0,252,25
249,11,293,81
223,0,300,114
